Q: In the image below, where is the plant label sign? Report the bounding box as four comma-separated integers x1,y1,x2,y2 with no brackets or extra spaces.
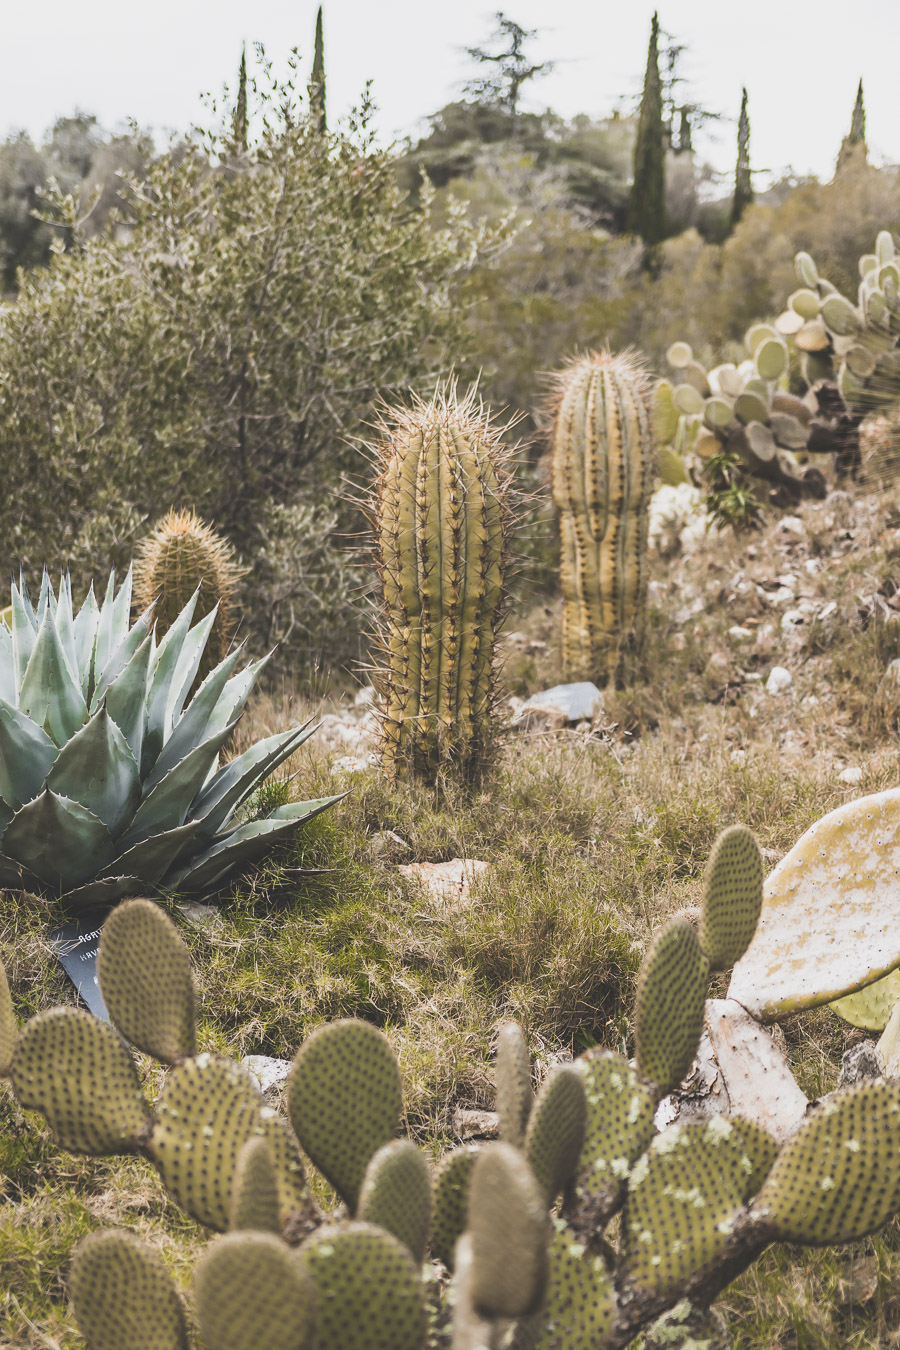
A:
49,912,110,1021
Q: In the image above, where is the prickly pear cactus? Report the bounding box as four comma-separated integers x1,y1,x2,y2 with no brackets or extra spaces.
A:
70,1229,189,1350
133,508,242,674
550,350,654,685
372,388,512,781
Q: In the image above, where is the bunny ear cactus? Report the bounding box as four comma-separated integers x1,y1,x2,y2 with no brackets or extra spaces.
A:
133,508,243,677
0,568,338,906
372,386,513,783
549,350,654,686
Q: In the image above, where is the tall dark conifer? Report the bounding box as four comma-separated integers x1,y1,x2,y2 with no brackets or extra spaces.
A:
233,44,248,153
837,79,866,172
731,87,753,227
309,7,327,134
627,12,665,249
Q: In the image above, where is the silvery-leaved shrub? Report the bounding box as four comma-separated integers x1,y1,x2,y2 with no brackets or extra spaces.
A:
0,569,338,908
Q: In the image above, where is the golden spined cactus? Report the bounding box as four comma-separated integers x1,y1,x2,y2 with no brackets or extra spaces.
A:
550,351,654,685
372,389,512,782
133,509,242,670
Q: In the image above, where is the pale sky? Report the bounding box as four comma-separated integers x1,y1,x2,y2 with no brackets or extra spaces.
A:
5,0,898,185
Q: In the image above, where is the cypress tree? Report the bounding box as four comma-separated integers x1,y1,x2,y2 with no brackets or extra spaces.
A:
309,7,327,134
627,12,666,249
837,79,866,172
731,87,753,227
233,44,248,153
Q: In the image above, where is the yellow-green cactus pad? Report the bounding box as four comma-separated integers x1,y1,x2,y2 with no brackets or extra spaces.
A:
468,1142,550,1320
12,1008,151,1154
635,919,710,1097
70,1230,188,1350
430,1144,480,1270
194,1232,316,1350
621,1116,777,1298
97,899,196,1065
258,1111,309,1224
0,958,15,1076
830,968,900,1031
299,1222,427,1350
728,790,900,1021
574,1049,656,1223
521,1219,616,1350
755,1080,900,1244
230,1136,281,1233
358,1139,432,1262
698,825,763,971
150,1054,276,1230
524,1064,587,1205
287,1019,402,1212
652,379,680,445
495,1020,532,1147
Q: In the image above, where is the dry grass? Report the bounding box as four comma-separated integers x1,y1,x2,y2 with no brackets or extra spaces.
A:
2,484,900,1345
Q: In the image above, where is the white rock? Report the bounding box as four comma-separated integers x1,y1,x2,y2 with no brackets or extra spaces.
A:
177,901,225,933
778,516,805,536
397,858,489,909
887,658,900,685
331,753,377,775
781,608,806,631
241,1055,292,1099
817,600,837,621
727,625,753,642
838,766,864,785
765,666,793,695
354,684,378,708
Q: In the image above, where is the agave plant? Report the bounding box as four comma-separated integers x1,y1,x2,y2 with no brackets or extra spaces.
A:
0,570,338,909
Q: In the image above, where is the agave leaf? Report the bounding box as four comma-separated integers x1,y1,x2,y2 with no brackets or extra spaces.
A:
121,719,241,848
145,646,243,794
72,583,100,698
54,573,78,678
110,566,133,650
0,697,59,809
2,790,114,888
106,820,202,886
142,593,199,774
103,631,153,769
91,605,155,710
18,609,88,746
0,799,12,835
16,573,37,628
0,621,14,705
46,706,141,835
206,651,272,741
36,569,53,626
10,581,38,688
62,875,142,909
167,605,219,726
171,795,342,893
0,853,44,891
190,721,318,842
93,571,118,681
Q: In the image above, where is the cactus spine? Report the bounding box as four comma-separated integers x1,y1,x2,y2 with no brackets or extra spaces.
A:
550,351,654,685
133,508,241,672
373,389,511,781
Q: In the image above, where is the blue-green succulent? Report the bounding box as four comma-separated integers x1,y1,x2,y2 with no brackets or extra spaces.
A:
0,569,337,908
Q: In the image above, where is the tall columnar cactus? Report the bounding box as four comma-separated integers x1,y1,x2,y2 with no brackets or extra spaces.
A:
372,389,511,781
550,351,654,685
133,508,242,676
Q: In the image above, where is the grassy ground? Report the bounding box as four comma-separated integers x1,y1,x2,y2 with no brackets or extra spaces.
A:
2,483,900,1346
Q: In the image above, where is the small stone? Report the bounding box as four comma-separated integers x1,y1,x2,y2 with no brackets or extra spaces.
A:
781,608,806,631
817,600,837,621
331,753,377,775
670,632,687,651
765,666,793,695
837,1041,883,1090
838,766,864,785
887,658,900,684
727,625,753,642
452,1107,499,1141
177,901,225,934
397,858,489,910
778,516,805,536
369,830,410,857
241,1054,293,1106
516,682,603,724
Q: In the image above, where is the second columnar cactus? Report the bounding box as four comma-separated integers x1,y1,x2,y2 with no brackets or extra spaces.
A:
549,351,654,686
372,388,511,781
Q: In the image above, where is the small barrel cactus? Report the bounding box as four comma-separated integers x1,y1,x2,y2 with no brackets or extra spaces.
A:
133,508,242,673
372,388,512,781
549,350,654,686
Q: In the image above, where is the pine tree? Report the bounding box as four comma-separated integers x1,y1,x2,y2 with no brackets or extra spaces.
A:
309,7,326,134
233,44,248,153
836,79,866,173
731,87,753,227
627,12,665,249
